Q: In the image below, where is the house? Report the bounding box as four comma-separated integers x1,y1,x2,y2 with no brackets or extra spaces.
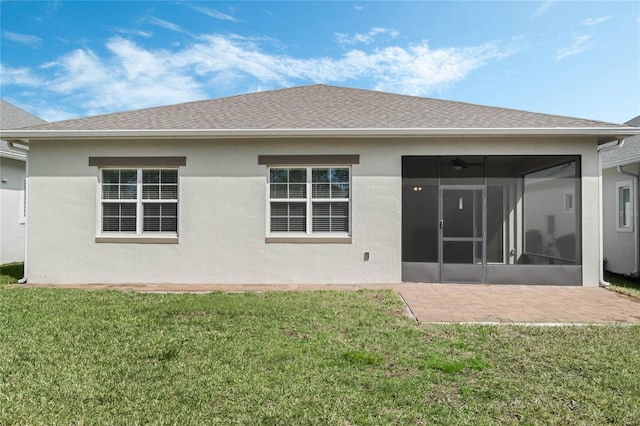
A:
0,85,637,286
602,115,640,276
0,100,46,265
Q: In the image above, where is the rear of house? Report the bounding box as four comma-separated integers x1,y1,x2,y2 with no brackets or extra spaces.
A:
1,85,637,286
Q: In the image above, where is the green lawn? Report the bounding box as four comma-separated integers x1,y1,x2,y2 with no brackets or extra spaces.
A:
1,288,639,425
0,262,22,284
605,271,640,299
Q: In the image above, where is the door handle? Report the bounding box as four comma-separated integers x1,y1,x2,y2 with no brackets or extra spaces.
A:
439,220,443,229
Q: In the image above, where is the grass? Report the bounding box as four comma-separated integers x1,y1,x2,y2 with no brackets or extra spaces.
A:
1,288,639,425
0,262,22,284
605,271,640,299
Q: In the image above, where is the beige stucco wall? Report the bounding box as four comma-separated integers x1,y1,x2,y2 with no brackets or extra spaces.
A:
0,157,25,264
25,136,600,285
602,165,638,275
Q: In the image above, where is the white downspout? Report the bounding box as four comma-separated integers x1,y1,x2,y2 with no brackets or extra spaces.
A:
8,141,29,284
598,139,625,287
616,165,639,276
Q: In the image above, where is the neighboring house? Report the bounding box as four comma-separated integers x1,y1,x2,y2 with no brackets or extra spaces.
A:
602,115,640,276
0,85,637,286
0,100,46,265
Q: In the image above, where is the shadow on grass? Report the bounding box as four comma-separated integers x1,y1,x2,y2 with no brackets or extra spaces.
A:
0,263,23,284
604,271,640,299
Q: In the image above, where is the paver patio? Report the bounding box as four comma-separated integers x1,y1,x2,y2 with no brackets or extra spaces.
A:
20,282,640,324
398,284,640,324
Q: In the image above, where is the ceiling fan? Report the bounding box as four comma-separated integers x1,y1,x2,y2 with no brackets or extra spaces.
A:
449,157,483,171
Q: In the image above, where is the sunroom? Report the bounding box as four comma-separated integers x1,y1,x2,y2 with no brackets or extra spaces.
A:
402,155,581,285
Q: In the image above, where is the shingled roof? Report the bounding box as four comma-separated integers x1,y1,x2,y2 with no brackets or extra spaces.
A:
0,100,46,159
0,100,46,130
11,84,626,131
602,115,640,167
1,85,637,145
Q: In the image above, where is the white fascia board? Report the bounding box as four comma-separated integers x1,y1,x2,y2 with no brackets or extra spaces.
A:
0,147,26,161
0,151,26,161
1,127,638,140
602,157,640,169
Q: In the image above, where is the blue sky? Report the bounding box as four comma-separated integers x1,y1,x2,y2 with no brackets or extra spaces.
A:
1,1,638,124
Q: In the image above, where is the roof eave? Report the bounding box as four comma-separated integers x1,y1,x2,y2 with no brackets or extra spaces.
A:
602,156,640,169
0,149,27,161
1,127,638,142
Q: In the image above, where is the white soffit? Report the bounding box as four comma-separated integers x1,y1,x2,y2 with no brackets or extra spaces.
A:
1,126,638,141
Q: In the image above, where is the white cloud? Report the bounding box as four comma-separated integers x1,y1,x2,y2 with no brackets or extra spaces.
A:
33,108,78,122
555,34,592,61
2,34,519,117
147,17,184,33
532,0,555,19
115,28,153,38
0,64,42,86
583,16,611,26
172,34,514,96
2,31,42,47
46,49,111,95
32,0,62,23
367,43,514,95
174,35,286,83
335,28,399,45
354,6,364,11
189,5,239,22
41,38,205,115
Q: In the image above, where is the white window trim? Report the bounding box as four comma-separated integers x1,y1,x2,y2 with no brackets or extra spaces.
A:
616,180,634,233
96,167,179,241
266,166,352,240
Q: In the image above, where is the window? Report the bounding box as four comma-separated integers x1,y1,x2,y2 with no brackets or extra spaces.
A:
523,160,579,263
616,181,633,232
101,169,178,234
564,189,574,213
268,167,350,235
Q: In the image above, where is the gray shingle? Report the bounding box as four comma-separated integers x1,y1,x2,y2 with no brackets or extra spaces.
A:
602,115,640,167
0,100,46,129
15,84,625,131
1,100,46,157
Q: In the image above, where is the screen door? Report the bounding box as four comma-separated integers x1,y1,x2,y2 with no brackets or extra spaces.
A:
440,187,485,282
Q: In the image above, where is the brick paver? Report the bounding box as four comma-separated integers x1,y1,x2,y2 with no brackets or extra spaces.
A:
21,282,640,324
397,284,640,324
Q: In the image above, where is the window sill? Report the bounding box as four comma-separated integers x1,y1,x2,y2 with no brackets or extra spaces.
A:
616,228,634,233
265,236,352,244
95,235,179,244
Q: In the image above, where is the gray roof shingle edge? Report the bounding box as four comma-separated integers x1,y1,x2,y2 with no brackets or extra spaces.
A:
7,84,630,132
0,100,46,159
602,115,640,167
0,100,46,130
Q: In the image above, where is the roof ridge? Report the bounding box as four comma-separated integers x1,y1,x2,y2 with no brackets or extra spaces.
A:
0,99,47,129
9,84,632,133
16,84,334,130
314,84,622,127
625,115,640,126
